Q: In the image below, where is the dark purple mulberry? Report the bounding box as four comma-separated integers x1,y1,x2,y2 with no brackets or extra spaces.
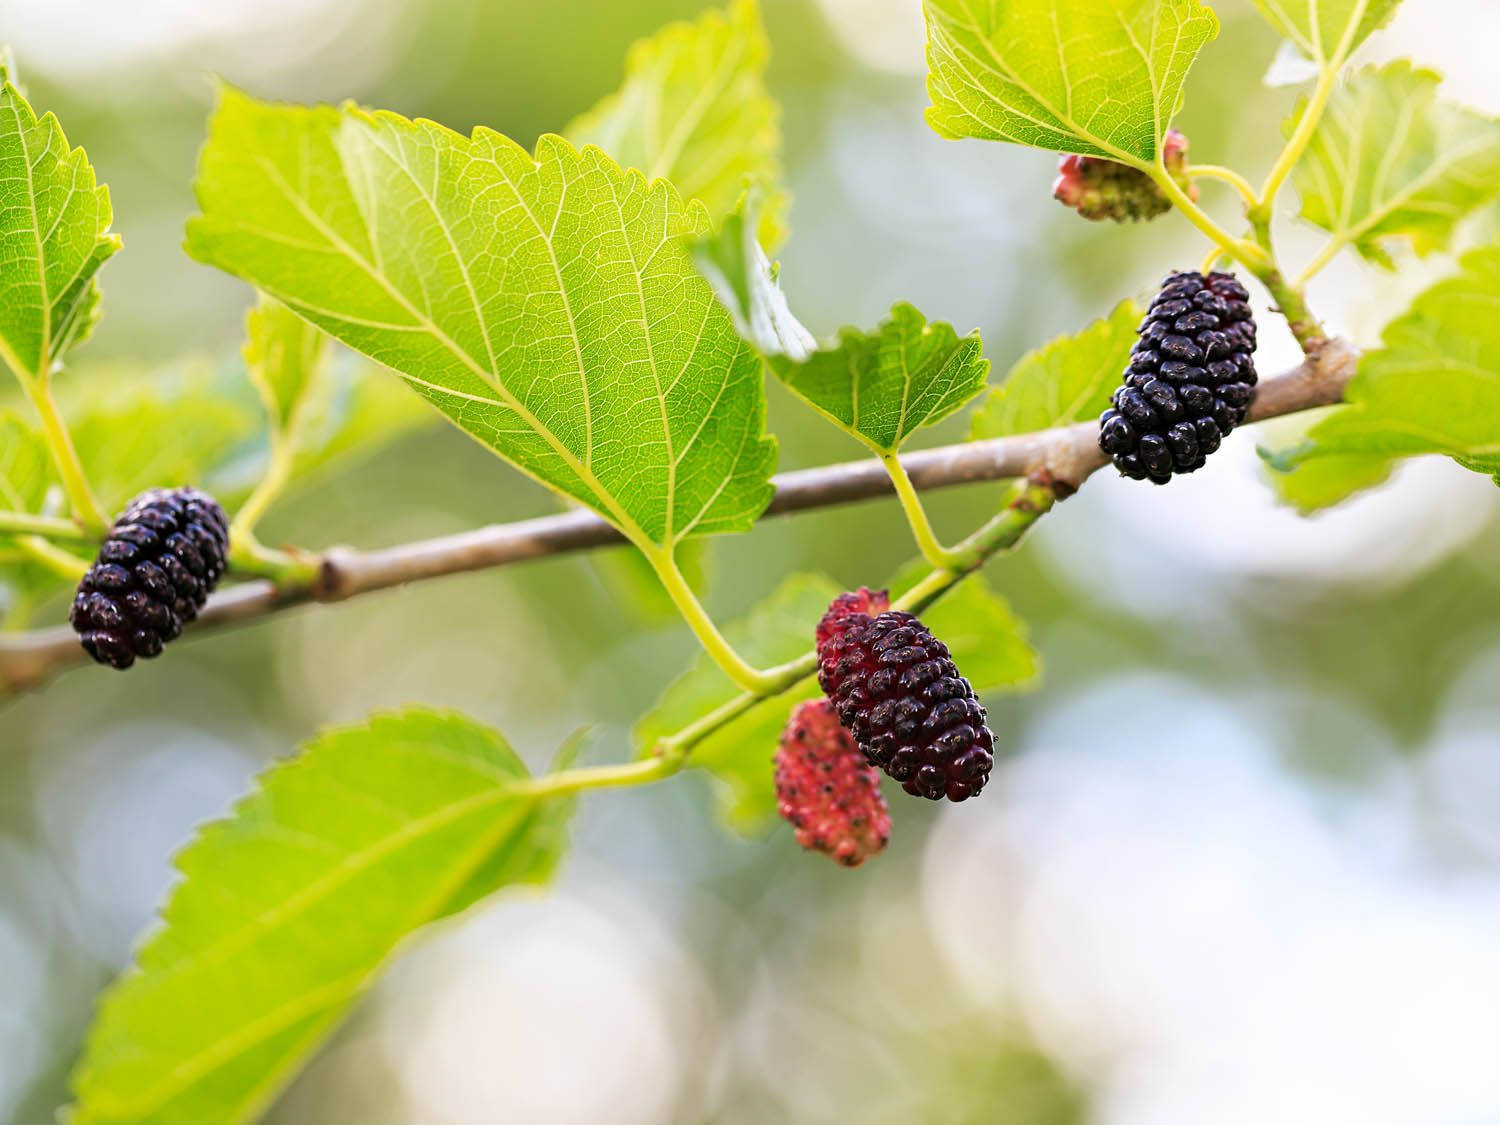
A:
1098,271,1259,484
775,699,892,867
816,594,995,802
70,487,229,669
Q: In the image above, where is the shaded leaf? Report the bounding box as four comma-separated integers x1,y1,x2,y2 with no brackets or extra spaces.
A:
187,88,776,551
923,0,1219,161
0,60,120,379
243,294,328,434
1276,242,1500,486
70,709,574,1124
1248,0,1401,63
971,301,1140,439
771,303,989,454
1291,62,1500,268
690,184,814,360
566,0,786,244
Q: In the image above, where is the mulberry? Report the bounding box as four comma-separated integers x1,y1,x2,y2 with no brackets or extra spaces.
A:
70,487,229,669
775,699,892,867
1098,271,1258,484
817,595,994,802
1053,130,1197,223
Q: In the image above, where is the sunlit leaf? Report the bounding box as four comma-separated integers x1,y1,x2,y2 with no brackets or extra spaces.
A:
1274,242,1500,488
971,301,1140,439
1248,0,1401,63
1291,62,1500,270
70,709,574,1125
566,0,786,244
187,88,776,551
922,0,1219,161
243,294,328,434
773,303,989,454
0,59,120,380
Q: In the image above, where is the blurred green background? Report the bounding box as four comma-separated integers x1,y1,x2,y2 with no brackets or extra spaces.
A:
4,0,1500,1121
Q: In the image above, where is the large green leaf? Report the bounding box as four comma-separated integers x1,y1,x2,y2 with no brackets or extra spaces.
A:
243,294,328,434
635,570,1038,832
566,0,784,243
772,303,990,454
1290,62,1500,269
971,301,1140,440
1274,243,1500,488
1249,0,1401,63
187,88,776,551
922,0,1219,161
0,60,120,380
70,709,575,1124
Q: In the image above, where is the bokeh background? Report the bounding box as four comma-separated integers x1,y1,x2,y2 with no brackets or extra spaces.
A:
4,0,1500,1121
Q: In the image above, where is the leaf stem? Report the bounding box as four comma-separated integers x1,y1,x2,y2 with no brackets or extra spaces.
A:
881,451,963,570
0,510,95,542
648,545,780,693
1146,161,1269,274
1186,164,1257,208
15,371,109,535
1294,235,1347,288
1247,210,1327,355
227,536,320,586
513,754,682,799
17,535,90,582
230,435,297,545
1255,54,1343,213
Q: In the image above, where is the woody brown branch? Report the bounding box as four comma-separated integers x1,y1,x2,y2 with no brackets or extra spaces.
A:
0,339,1359,697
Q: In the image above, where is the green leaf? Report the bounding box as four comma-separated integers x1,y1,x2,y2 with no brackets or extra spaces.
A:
187,87,776,551
1260,444,1395,512
66,372,261,512
1249,0,1401,63
243,293,328,434
0,61,120,380
1290,62,1500,269
1278,242,1500,486
70,709,574,1125
922,0,1219,161
970,301,1140,440
566,0,786,244
284,357,430,485
771,303,989,454
634,568,1038,834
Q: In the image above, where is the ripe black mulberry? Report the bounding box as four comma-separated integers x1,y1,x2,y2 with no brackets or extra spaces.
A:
1099,271,1258,484
816,592,994,802
70,487,229,669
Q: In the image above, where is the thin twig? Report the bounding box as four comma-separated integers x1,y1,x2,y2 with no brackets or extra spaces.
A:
0,341,1359,697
